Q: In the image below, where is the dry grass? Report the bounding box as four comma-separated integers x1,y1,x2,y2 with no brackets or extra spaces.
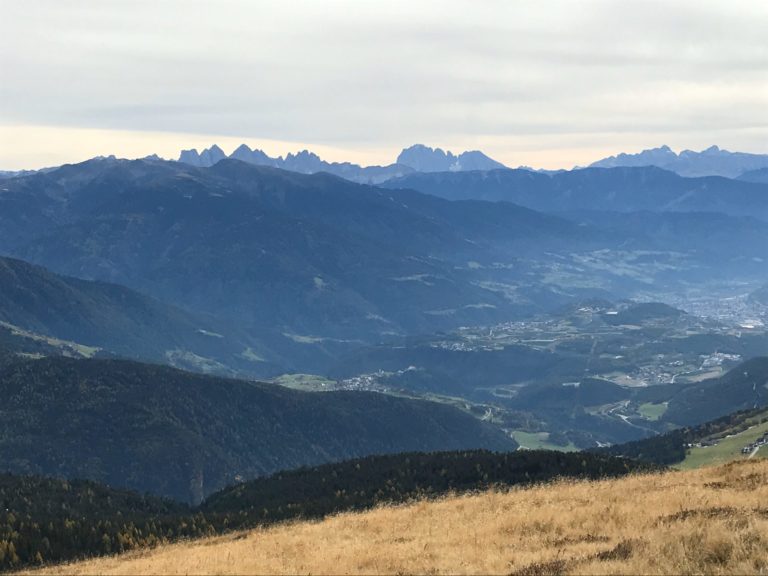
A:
27,459,768,575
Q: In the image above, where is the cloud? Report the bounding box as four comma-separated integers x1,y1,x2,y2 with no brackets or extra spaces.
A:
1,0,766,169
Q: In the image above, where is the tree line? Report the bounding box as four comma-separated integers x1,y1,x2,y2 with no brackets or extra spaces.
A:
0,449,654,571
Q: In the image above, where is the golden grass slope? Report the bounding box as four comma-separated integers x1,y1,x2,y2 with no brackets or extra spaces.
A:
30,459,768,575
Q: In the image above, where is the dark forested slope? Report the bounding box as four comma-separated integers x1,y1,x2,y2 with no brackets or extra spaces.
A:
660,357,768,426
0,356,516,503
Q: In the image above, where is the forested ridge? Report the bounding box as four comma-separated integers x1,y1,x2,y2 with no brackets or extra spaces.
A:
200,449,656,518
0,354,514,503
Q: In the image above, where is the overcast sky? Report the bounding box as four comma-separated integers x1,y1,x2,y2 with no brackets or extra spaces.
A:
1,0,767,170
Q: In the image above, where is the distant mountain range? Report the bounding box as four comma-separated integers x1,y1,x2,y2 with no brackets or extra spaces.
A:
0,166,57,179
177,144,505,183
8,143,768,182
178,142,768,181
589,145,768,178
180,144,414,184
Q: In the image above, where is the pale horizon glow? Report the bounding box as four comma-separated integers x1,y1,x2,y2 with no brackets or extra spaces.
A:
3,123,767,173
2,0,767,171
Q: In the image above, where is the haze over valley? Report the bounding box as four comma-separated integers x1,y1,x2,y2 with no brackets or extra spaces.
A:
4,139,768,573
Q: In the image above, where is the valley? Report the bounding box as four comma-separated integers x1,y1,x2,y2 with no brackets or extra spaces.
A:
3,157,768,457
4,158,768,380
286,299,768,448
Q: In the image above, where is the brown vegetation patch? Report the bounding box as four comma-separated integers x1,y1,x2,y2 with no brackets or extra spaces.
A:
512,539,637,576
511,559,569,576
593,539,636,561
26,459,768,575
548,533,610,547
707,471,767,491
659,505,740,523
660,505,768,526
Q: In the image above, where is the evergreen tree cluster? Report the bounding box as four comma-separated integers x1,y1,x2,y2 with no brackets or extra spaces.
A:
0,474,198,570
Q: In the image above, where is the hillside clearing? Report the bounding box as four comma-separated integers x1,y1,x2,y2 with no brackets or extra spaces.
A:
678,417,768,470
637,401,667,421
29,459,768,575
512,430,578,451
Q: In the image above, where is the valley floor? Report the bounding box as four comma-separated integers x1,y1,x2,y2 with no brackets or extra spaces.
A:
28,460,768,575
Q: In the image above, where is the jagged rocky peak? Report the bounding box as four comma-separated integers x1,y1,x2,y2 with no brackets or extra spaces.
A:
280,150,325,173
176,142,505,180
610,145,678,163
230,143,253,157
649,144,676,156
178,143,334,173
286,150,322,162
178,145,226,167
230,144,277,166
200,144,226,166
396,144,455,172
454,150,507,171
590,145,768,178
178,148,202,165
397,144,506,172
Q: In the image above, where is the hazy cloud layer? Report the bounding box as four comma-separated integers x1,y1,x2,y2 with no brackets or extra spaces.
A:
2,0,767,169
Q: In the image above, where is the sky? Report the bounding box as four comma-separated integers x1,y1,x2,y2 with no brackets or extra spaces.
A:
1,0,767,170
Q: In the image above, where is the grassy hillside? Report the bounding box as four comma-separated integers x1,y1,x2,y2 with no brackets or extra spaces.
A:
601,406,768,467
38,459,768,575
678,416,768,470
0,356,515,503
0,451,646,572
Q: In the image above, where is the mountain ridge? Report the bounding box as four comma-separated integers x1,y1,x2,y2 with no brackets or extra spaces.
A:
0,255,273,375
589,144,768,178
382,165,768,220
177,143,506,183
